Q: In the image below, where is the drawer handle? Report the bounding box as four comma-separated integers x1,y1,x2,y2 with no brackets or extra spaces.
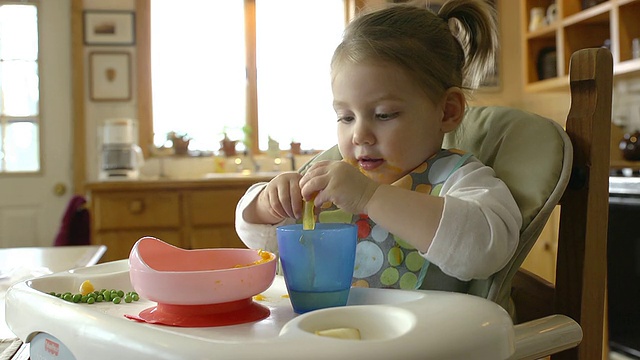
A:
129,200,144,214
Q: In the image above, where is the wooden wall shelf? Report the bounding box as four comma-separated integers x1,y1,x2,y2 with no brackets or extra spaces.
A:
522,0,640,92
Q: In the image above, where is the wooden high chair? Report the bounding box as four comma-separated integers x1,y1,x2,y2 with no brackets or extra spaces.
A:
439,47,612,359
509,48,613,359
299,47,613,359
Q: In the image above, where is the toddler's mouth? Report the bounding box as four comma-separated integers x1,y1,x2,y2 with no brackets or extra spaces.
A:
358,157,384,171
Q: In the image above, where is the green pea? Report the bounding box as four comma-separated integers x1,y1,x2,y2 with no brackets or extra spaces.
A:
117,290,125,298
131,293,139,301
124,295,132,303
63,293,73,302
81,295,88,303
96,295,103,302
72,294,82,303
102,292,111,301
87,297,95,304
112,297,121,304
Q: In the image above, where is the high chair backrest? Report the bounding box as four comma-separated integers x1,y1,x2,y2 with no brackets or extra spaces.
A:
509,48,613,359
443,47,612,359
441,105,572,315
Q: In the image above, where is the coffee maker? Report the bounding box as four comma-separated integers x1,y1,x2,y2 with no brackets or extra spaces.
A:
99,118,144,180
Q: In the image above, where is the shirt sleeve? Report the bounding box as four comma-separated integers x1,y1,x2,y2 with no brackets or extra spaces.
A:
424,161,523,281
235,182,294,255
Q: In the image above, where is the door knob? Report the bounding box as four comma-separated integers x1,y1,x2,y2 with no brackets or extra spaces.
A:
54,183,67,196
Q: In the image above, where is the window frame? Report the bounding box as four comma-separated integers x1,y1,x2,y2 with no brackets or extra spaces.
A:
0,0,41,175
136,0,357,158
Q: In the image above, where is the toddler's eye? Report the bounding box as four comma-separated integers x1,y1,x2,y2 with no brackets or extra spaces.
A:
337,116,354,123
376,112,399,121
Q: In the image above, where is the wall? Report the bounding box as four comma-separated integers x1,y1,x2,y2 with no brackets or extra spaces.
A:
82,0,137,182
468,0,523,109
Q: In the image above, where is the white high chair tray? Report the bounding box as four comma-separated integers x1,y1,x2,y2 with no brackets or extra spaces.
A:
5,260,519,359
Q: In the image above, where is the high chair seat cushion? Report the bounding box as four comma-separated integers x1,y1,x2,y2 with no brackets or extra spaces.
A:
444,106,572,315
444,106,568,231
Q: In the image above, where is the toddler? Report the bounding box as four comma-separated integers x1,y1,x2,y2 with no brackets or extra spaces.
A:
236,0,521,295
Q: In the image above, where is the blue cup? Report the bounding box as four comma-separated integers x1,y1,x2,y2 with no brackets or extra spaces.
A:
276,223,357,314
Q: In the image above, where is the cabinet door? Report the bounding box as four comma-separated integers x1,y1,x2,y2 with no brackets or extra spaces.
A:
94,229,182,262
185,189,247,226
184,188,249,249
521,206,560,284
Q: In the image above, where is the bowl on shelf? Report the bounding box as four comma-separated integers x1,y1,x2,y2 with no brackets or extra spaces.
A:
127,236,277,327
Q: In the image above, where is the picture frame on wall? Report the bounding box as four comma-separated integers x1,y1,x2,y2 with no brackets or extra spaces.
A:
89,52,131,102
84,11,135,46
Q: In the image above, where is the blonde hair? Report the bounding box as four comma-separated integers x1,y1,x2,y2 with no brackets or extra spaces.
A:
331,0,498,102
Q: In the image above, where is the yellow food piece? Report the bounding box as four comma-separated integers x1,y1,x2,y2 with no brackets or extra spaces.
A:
78,280,95,296
253,294,266,301
233,250,274,268
303,196,316,230
314,328,361,340
258,249,271,261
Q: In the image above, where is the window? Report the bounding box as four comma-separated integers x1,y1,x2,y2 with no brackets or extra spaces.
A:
147,0,345,154
0,2,40,172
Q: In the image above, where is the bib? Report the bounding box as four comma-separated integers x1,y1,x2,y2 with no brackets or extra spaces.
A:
317,149,473,290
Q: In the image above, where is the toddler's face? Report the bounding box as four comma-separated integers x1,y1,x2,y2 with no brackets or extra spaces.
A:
332,62,446,184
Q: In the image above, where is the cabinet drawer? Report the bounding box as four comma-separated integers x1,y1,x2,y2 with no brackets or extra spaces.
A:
190,227,246,249
184,189,247,226
93,191,181,230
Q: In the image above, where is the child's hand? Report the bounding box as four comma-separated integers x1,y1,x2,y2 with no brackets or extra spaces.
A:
300,161,379,215
255,171,304,223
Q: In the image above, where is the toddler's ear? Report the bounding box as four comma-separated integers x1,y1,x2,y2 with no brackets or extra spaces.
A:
440,88,465,133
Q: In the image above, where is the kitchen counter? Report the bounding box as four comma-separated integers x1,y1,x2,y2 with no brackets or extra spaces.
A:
87,172,278,191
86,173,278,262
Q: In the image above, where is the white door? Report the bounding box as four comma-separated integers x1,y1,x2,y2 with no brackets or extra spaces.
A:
0,1,73,248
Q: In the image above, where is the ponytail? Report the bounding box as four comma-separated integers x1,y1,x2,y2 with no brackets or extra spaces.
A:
332,0,499,99
438,0,498,88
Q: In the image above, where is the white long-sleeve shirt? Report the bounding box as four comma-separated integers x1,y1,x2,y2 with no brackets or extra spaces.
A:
235,160,522,282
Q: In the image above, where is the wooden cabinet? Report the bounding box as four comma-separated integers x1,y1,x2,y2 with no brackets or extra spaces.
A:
86,176,273,262
522,0,640,91
183,189,252,250
521,206,560,283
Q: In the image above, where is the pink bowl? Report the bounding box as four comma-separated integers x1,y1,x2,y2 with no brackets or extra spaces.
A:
129,237,277,305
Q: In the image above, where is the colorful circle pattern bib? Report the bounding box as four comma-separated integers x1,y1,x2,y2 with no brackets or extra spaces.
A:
317,149,472,290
